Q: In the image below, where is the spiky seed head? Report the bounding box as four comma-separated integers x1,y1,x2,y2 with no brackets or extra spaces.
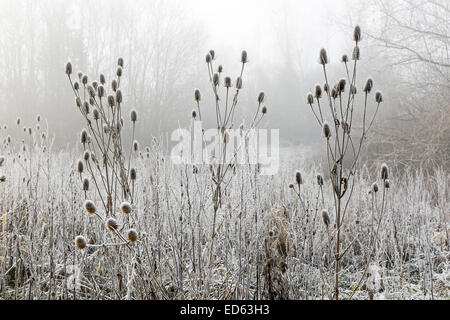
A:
353,25,362,43
224,77,232,88
323,83,329,93
194,89,201,102
120,201,132,214
342,54,349,63
323,121,331,139
236,77,243,89
381,163,389,180
241,50,248,64
112,80,118,92
289,183,294,189
116,67,122,77
322,209,330,228
92,81,98,90
82,178,89,191
319,48,328,65
98,85,105,98
205,53,212,63
107,95,115,107
351,84,357,95
352,46,360,60
331,87,338,99
118,57,124,67
65,61,72,75
338,79,346,93
213,73,219,86
315,85,322,99
209,50,215,60
307,92,314,105
130,168,137,180
217,65,223,73
16,117,21,126
133,140,139,152
258,92,265,104
80,129,88,145
75,235,86,249
372,182,379,193
127,229,138,242
317,174,324,186
83,102,90,114
93,108,100,120
295,171,303,185
384,179,390,189
84,200,96,214
106,218,119,231
375,91,383,103
100,74,106,84
261,106,267,114
83,150,90,161
192,109,197,119
116,90,122,104
74,81,79,90
130,109,137,122
363,78,373,93
77,159,84,173
76,97,82,108
82,75,88,85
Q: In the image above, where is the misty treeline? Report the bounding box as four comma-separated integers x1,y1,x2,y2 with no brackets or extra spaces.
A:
0,0,448,172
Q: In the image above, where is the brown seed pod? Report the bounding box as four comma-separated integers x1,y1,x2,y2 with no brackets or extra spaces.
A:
84,200,96,214
75,235,87,249
120,201,132,214
127,229,138,243
106,217,119,231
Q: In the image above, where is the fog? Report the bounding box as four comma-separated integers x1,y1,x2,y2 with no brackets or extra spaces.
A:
0,0,448,168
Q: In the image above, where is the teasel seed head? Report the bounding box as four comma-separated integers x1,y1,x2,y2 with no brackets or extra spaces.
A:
213,73,219,86
77,159,84,173
317,174,324,186
319,48,328,65
338,78,346,93
262,106,267,114
217,65,223,73
224,76,232,88
372,182,379,193
241,50,248,64
84,200,96,214
106,217,119,231
127,229,138,242
380,163,389,180
130,168,137,180
133,140,139,152
82,178,89,191
342,54,348,63
116,90,122,104
112,79,118,92
107,95,115,107
130,109,137,122
375,91,383,103
258,92,265,104
80,129,88,145
353,25,362,43
307,92,314,105
0,175,6,183
83,102,90,114
323,83,329,93
82,75,88,85
350,84,357,95
100,74,106,85
116,67,123,77
120,201,132,214
65,62,72,75
205,53,212,63
76,97,82,108
118,57,124,67
322,209,330,228
331,87,338,99
384,179,390,189
83,150,90,161
194,89,201,102
352,46,360,60
323,121,331,139
363,78,373,93
289,183,294,189
192,109,197,119
92,81,98,90
75,235,87,249
98,85,105,98
295,171,303,185
73,81,79,91
93,108,100,120
209,50,215,60
16,117,21,126
236,77,243,89
315,85,322,99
